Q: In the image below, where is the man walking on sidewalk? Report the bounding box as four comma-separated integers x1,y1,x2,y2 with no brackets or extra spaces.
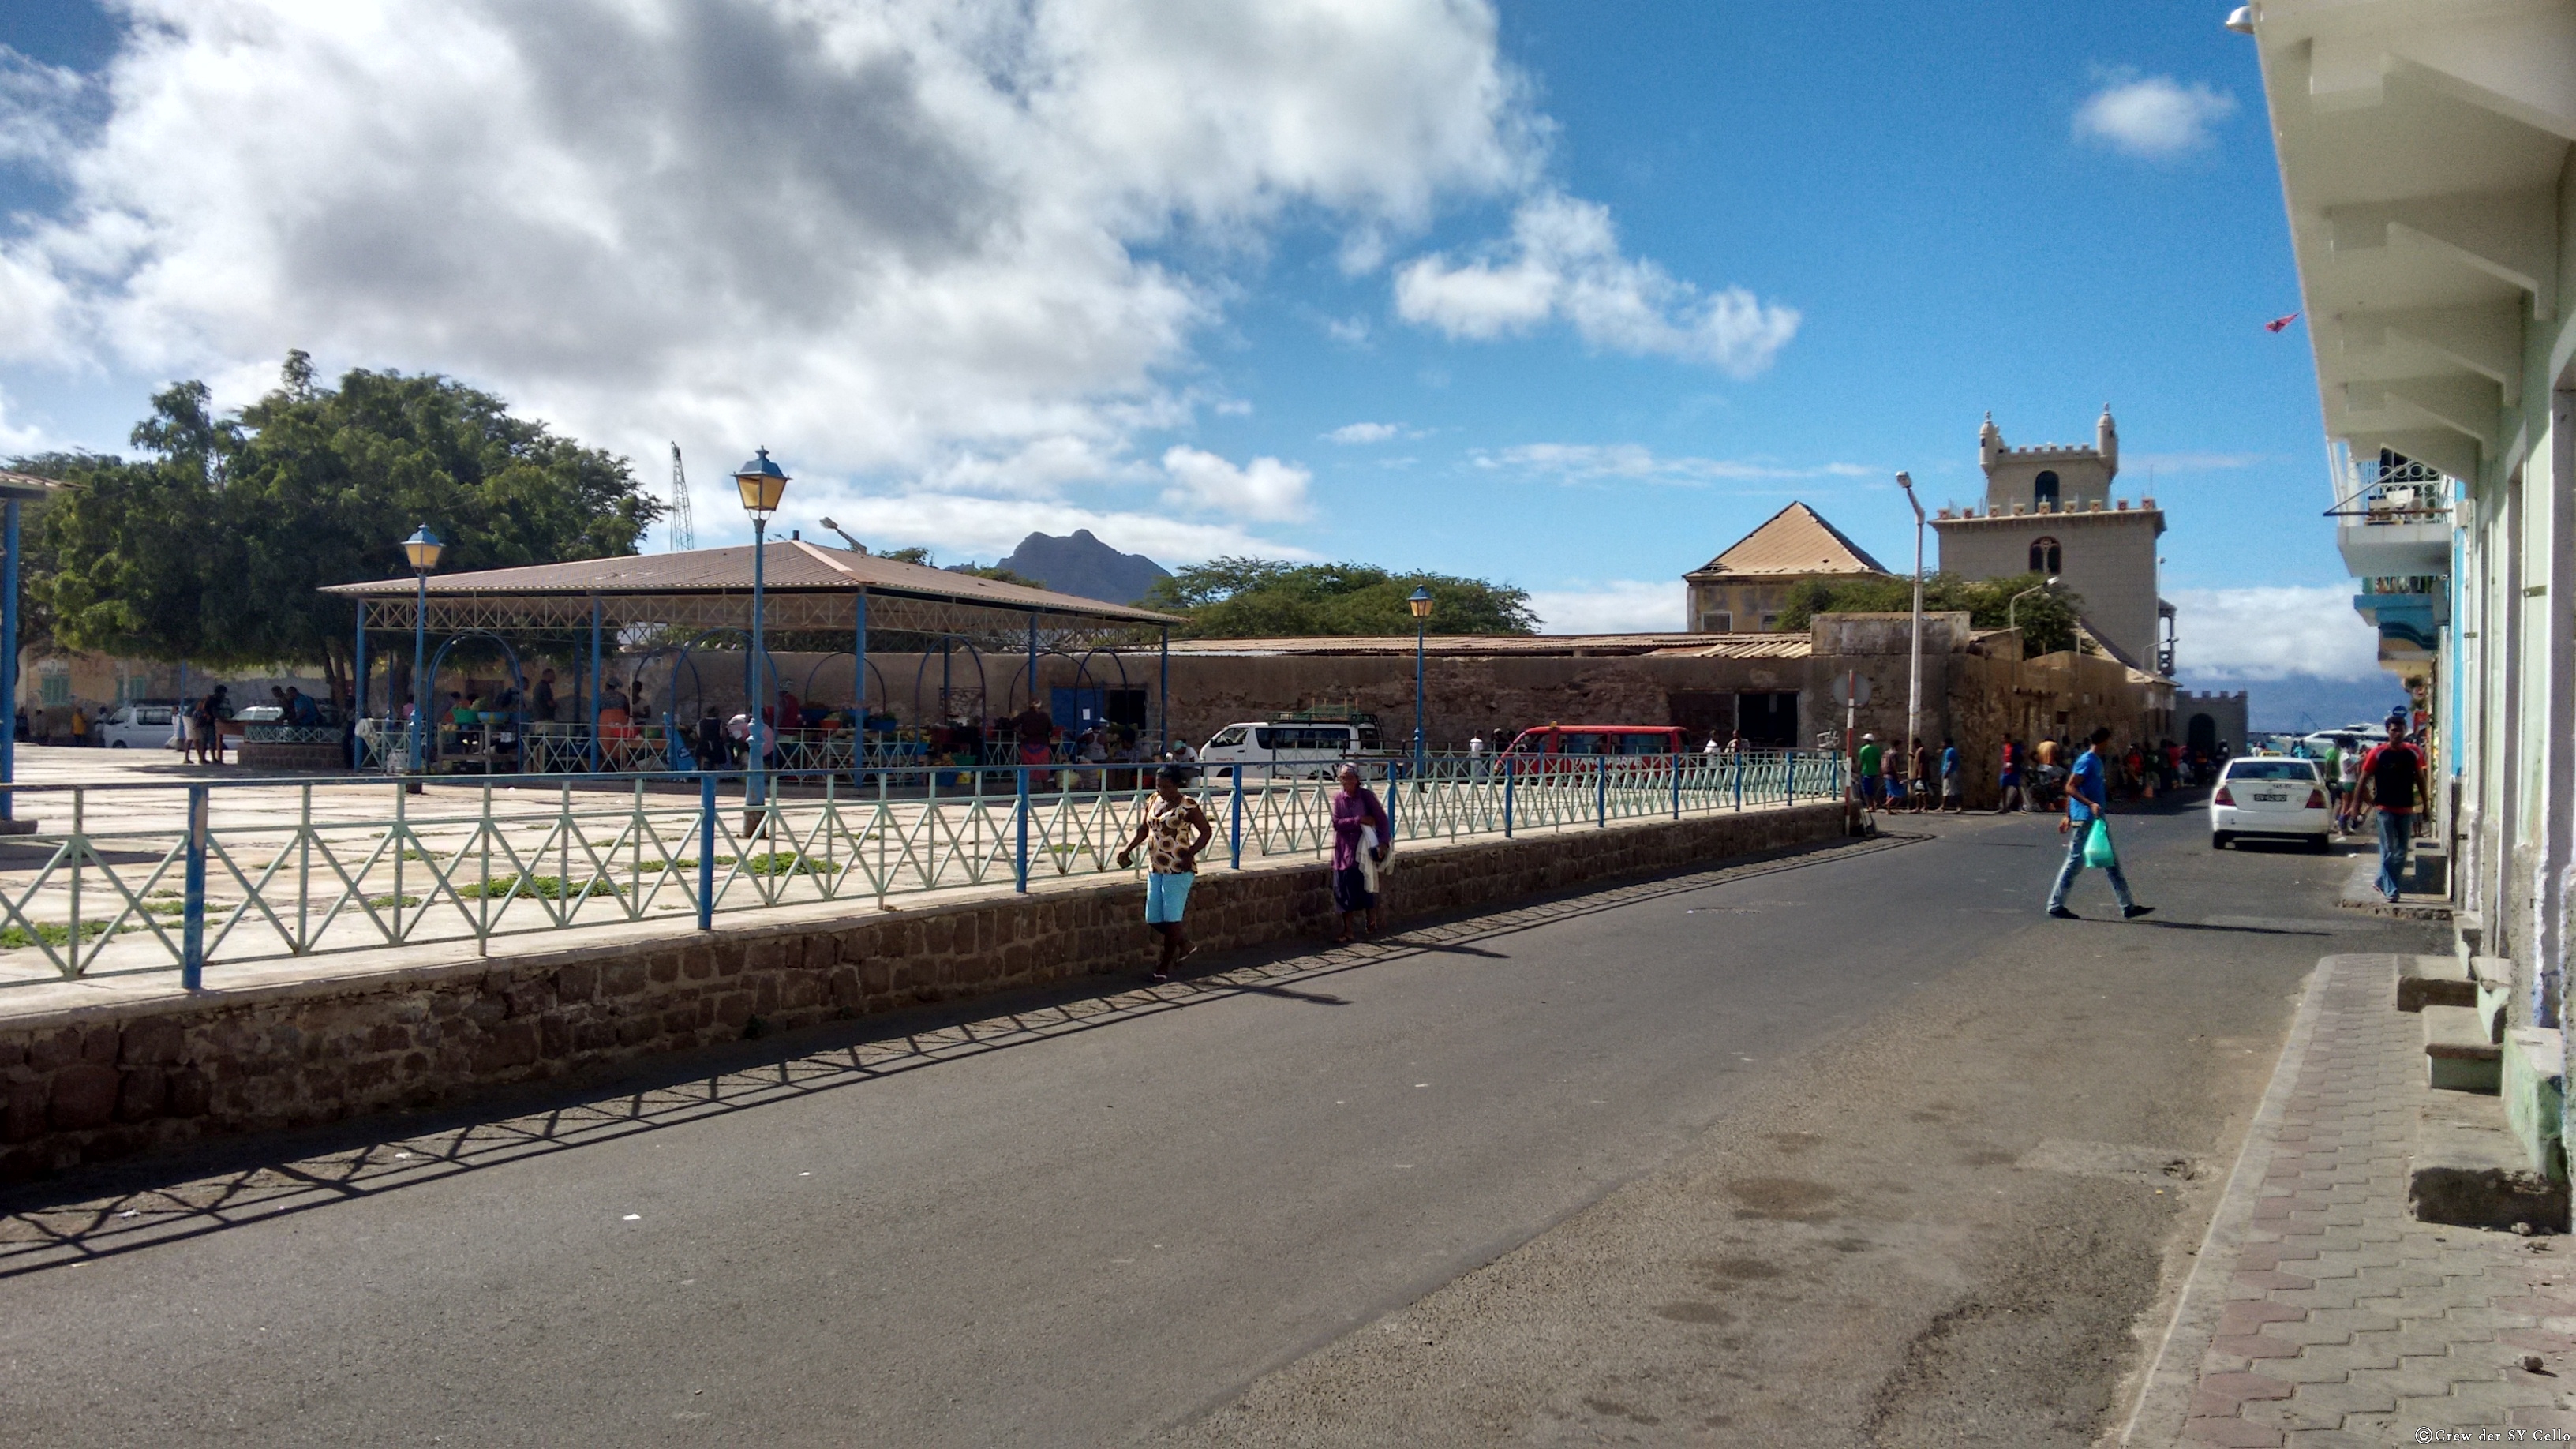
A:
2357,725,2426,903
2046,725,2152,921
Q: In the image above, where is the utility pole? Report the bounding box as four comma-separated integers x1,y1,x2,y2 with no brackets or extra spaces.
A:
668,443,696,552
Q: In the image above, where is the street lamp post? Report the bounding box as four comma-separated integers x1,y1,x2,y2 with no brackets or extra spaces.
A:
1408,586,1432,777
1896,471,1926,788
733,447,791,838
2008,575,2061,638
401,526,444,778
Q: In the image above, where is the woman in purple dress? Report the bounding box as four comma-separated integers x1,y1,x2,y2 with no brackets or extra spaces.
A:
1328,764,1390,942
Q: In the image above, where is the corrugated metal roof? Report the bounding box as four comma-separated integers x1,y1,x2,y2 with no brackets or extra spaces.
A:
1166,632,1812,659
1686,501,1888,578
321,540,1179,624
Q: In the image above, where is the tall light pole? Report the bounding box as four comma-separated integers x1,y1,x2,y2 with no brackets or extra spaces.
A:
1896,471,1926,785
1408,586,1433,777
401,525,444,776
2008,575,2061,638
734,447,790,833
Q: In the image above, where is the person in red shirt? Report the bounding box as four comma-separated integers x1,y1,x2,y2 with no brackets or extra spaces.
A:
2357,728,2428,903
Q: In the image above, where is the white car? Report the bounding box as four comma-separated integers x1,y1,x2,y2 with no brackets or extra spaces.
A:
98,702,180,750
2211,756,2331,851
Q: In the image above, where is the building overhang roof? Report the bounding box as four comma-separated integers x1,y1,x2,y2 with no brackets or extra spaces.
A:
2241,0,2575,492
324,541,1180,643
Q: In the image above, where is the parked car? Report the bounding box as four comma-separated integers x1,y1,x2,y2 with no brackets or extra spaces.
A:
98,702,179,750
2210,756,2331,851
1199,720,1376,780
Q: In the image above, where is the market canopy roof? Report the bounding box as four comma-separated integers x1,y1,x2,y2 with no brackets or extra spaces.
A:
324,541,1181,646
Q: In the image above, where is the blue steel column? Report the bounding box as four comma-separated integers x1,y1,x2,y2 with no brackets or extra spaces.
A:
180,784,208,990
409,571,429,773
1015,613,1036,890
747,525,768,825
2,499,19,820
352,602,368,768
1412,618,1426,777
854,589,867,717
1158,627,1169,753
697,773,717,929
587,597,602,772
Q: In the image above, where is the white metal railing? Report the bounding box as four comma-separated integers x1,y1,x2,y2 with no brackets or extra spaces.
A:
0,750,1841,990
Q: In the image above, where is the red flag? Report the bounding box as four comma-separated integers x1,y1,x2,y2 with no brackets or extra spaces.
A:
2263,312,2301,332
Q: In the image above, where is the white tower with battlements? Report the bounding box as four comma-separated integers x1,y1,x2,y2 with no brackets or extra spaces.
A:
1933,408,2170,672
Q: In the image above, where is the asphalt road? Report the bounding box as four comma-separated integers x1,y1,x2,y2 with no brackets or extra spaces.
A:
0,799,2443,1445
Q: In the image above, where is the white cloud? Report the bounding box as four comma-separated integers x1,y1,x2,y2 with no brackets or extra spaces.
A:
823,488,1310,566
0,0,1546,549
2074,75,2237,159
1159,445,1312,522
2169,586,2381,681
0,384,45,455
1393,192,1800,375
1473,442,1873,485
1325,421,1402,444
1527,580,1679,635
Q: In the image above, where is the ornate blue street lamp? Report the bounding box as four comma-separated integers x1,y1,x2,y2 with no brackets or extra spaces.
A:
734,447,790,832
1409,586,1433,776
402,525,444,775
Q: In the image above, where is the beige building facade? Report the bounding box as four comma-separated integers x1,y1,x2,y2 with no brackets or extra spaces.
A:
1932,410,2170,671
1682,502,1889,633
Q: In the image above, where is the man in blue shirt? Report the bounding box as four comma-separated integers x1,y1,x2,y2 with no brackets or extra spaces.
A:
1939,738,1961,813
2048,726,2153,920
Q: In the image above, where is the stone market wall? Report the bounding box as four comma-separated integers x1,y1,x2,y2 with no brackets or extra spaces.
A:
0,801,1848,1181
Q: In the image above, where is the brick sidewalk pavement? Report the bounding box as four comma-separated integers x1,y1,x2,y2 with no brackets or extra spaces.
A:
2127,953,2576,1447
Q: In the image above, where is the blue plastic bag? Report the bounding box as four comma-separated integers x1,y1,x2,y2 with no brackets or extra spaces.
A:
2082,818,2117,869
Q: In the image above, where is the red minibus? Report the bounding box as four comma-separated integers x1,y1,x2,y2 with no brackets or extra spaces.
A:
1500,724,1684,776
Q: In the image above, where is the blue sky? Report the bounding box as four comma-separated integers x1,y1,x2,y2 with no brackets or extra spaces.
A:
0,2,2375,695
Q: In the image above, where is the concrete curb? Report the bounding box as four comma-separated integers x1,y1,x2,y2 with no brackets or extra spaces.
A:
2118,953,2342,1447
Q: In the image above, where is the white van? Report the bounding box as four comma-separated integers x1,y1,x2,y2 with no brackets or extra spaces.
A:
99,702,180,750
1199,720,1376,780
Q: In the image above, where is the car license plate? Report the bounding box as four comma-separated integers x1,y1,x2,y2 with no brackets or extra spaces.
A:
2252,791,2287,803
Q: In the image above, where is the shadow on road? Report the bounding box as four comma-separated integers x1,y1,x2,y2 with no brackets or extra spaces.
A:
0,832,1923,1279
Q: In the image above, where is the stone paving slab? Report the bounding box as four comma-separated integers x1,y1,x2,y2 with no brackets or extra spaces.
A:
2125,953,2576,1446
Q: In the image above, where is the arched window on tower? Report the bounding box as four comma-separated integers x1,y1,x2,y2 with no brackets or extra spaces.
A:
2033,470,2060,507
2030,536,2061,575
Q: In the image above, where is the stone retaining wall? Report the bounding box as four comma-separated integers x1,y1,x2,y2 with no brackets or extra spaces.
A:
0,802,1845,1180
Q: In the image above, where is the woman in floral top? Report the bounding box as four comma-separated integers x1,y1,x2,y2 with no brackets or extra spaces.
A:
1329,764,1391,942
1115,766,1213,981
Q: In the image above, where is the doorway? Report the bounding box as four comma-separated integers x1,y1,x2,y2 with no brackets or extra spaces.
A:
1738,691,1799,748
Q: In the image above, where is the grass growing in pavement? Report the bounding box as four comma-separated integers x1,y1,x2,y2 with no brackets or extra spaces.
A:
739,852,837,878
451,874,627,901
365,893,423,909
0,919,143,949
628,856,737,874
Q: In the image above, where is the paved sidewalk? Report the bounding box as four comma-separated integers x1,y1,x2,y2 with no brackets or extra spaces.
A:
2128,953,2576,1447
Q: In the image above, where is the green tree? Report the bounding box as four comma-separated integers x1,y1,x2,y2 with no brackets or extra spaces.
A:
1773,571,2086,657
1144,558,1537,638
20,353,661,702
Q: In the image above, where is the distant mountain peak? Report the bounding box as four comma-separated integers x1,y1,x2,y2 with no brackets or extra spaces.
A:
996,530,1170,606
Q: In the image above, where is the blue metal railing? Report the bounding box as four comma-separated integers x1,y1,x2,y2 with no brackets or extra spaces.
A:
0,750,1840,990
